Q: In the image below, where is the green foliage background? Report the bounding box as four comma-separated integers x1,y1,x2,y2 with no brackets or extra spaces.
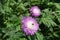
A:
0,0,60,40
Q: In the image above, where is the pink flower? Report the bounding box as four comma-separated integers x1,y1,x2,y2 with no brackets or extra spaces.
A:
30,6,41,17
22,17,39,35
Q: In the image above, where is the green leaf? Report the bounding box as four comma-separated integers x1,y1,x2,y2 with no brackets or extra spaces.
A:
27,36,31,40
36,32,44,40
53,33,59,37
20,38,27,40
40,17,57,27
54,3,60,9
16,25,20,31
40,9,57,27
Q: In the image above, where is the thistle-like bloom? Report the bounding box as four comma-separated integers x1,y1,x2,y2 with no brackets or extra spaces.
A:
30,6,41,17
22,17,39,35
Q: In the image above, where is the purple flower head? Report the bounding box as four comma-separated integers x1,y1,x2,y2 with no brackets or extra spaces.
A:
22,17,39,35
30,6,41,17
